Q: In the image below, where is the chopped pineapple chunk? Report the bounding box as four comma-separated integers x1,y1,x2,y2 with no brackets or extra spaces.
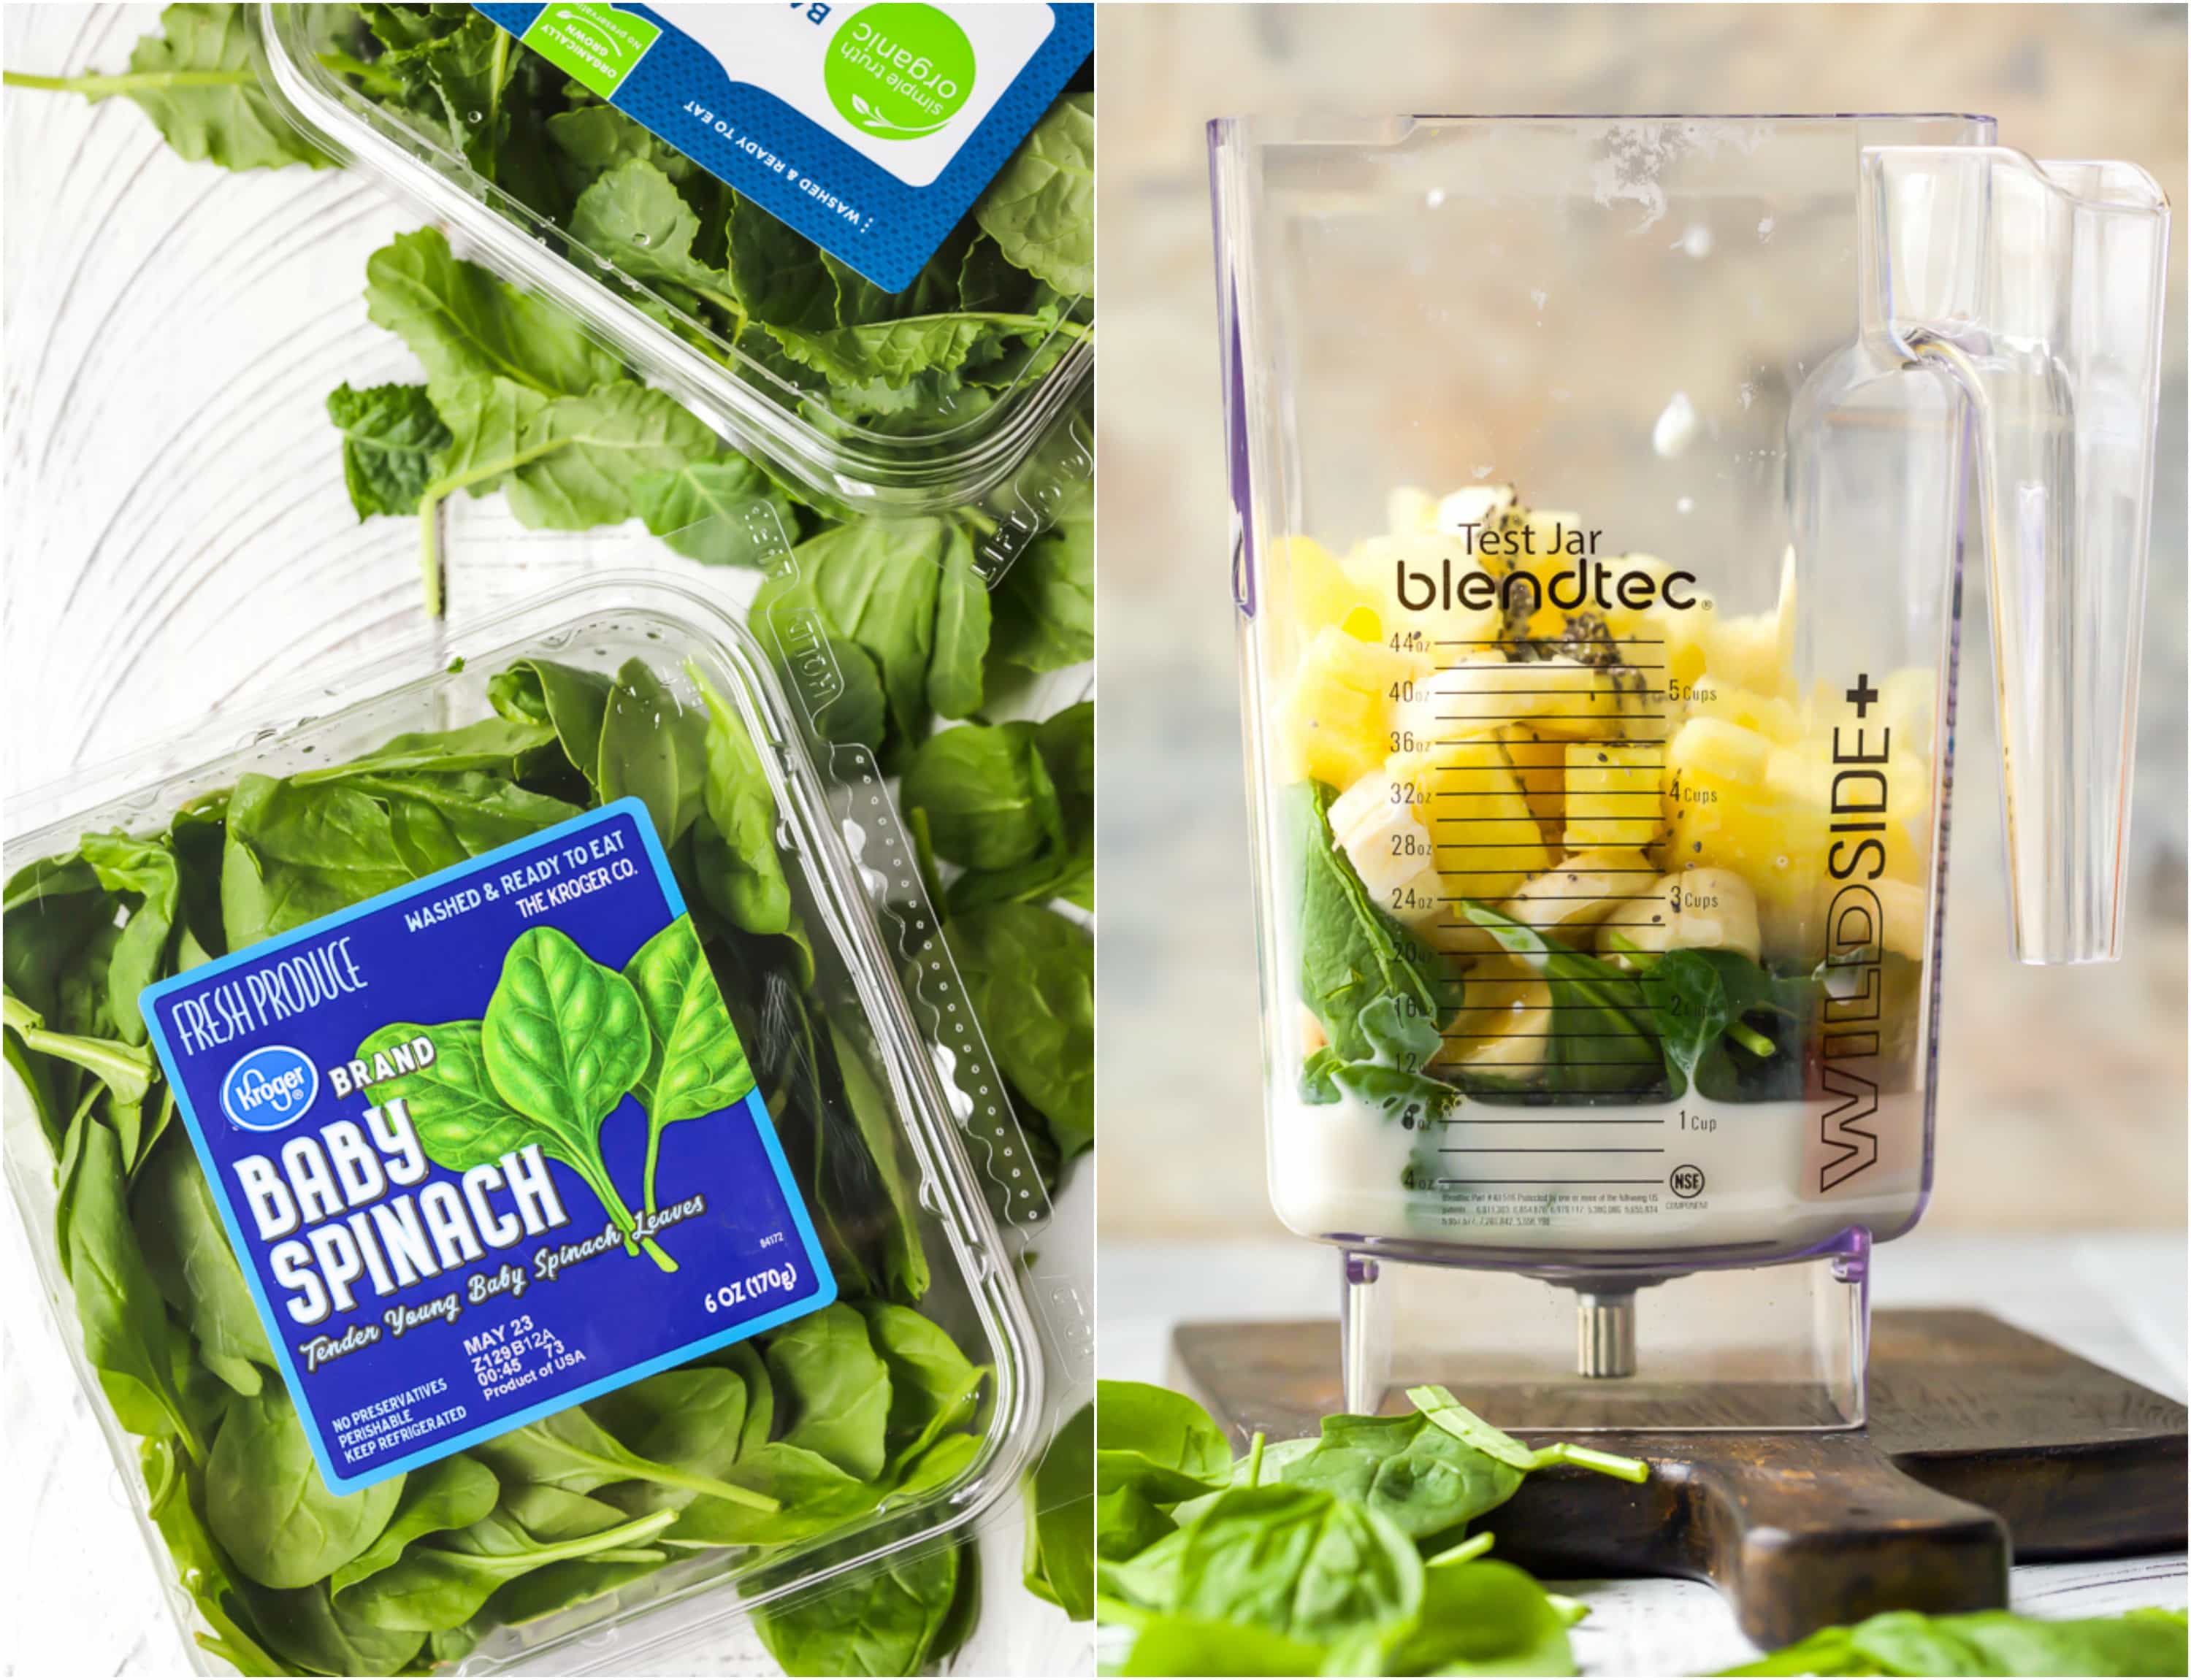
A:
1688,681,1802,743
1284,535,1382,643
1564,743,1664,852
1399,740,1556,911
1276,627,1428,789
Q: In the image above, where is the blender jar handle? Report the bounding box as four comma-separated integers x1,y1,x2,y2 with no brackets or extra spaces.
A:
1861,146,2169,964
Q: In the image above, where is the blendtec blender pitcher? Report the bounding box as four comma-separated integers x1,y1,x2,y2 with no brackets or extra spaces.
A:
1210,115,2168,1427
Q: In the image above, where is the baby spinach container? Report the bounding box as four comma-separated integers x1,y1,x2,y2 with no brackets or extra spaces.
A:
251,4,1095,530
1,572,1077,1675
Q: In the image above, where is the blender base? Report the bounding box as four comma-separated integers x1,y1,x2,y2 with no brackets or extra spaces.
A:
1168,1308,2187,1648
1339,1240,1870,1430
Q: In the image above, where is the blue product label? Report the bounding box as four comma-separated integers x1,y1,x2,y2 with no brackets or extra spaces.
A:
473,2,1092,292
140,799,835,1493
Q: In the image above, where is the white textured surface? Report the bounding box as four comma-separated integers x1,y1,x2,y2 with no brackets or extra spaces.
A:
1,7,1092,1676
1101,1232,2188,1675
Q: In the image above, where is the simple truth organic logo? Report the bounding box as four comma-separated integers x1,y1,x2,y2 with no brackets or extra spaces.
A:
825,3,975,140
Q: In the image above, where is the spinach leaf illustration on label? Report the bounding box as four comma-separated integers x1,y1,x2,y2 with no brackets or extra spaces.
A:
140,799,836,1493
481,926,665,1269
626,916,754,1219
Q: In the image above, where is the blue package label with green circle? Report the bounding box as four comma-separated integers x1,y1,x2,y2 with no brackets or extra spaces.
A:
139,799,834,1492
473,1,1093,292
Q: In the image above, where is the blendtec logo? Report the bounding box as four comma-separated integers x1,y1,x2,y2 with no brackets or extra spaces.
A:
221,1045,319,1132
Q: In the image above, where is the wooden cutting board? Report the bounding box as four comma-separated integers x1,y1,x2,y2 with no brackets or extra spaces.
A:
1167,1309,2187,1648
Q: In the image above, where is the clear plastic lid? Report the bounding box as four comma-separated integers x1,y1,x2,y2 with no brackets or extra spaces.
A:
2,574,1084,1674
252,4,1093,518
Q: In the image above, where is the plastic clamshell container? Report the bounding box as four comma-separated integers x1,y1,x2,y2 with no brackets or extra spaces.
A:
2,576,1047,1675
252,4,1093,516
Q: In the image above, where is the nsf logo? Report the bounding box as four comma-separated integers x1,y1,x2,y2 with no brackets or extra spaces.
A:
221,1046,319,1132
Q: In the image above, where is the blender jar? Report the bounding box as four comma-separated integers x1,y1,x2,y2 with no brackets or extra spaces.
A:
1211,115,2166,1414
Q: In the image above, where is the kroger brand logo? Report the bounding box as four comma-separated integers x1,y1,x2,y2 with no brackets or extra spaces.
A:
826,4,976,139
221,1046,319,1132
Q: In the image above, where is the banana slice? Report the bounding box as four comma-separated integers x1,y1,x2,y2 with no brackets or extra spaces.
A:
1328,770,1449,945
1499,849,1659,935
1598,867,1762,963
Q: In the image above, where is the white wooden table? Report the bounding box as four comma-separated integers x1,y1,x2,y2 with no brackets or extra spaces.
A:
0,7,1093,1675
1101,1232,2188,1675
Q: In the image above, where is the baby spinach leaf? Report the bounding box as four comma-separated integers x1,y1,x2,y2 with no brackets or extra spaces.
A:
989,475,1095,678
1118,1616,1325,1676
221,774,419,948
945,903,1093,1161
1,992,157,1118
767,1301,892,1482
134,1130,273,1396
928,521,992,721
332,770,582,878
1721,1606,2189,1677
1098,1485,1177,1565
902,720,1064,872
1299,996,1458,1126
597,658,709,848
1171,1484,1423,1649
633,457,800,567
1257,1411,1521,1543
858,1301,984,1469
142,1441,287,1675
207,1387,405,1589
1024,1400,1095,1622
754,518,947,750
1644,946,1813,1102
291,715,560,784
752,1540,968,1677
1,4,334,170
974,92,1094,296
230,1576,429,1679
326,382,451,520
495,1482,641,1543
822,1015,931,1304
1296,783,1442,1069
624,915,754,1213
662,1440,889,1549
80,831,183,1044
486,656,613,785
363,227,619,400
64,1109,202,1455
336,1507,676,1633
469,1406,778,1513
588,1367,748,1502
689,666,793,935
329,1454,501,1598
1096,1381,1235,1506
1339,1557,1581,1678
